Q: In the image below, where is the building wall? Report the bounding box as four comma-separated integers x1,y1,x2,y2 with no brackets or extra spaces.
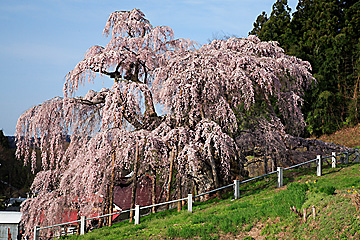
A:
0,223,18,240
114,176,153,209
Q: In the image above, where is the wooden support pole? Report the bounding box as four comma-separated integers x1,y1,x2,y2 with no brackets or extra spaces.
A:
76,212,81,235
108,149,115,226
177,179,182,212
166,148,175,210
151,169,157,214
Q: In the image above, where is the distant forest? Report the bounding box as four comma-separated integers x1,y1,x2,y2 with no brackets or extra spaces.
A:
250,0,360,136
0,130,34,203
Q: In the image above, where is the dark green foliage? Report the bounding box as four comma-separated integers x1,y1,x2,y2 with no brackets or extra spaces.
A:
253,0,292,48
249,11,268,36
305,181,336,195
250,0,360,136
0,130,9,148
0,130,34,198
317,186,336,195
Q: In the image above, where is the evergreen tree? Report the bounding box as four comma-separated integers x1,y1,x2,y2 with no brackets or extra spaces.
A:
342,2,360,123
249,11,268,36
0,130,9,148
290,0,347,135
250,0,292,48
0,129,34,198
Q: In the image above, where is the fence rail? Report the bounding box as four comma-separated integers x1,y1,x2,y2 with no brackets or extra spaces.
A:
139,196,189,213
33,148,360,240
194,183,235,199
283,158,317,171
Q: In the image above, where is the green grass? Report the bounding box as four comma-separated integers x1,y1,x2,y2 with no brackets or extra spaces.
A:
61,163,360,239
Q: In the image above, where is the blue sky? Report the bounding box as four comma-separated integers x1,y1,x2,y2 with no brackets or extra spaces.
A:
0,0,298,135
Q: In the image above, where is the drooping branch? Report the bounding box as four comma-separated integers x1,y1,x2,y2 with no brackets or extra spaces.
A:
165,146,176,210
72,98,105,106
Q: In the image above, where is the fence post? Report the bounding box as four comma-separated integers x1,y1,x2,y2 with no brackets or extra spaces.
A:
134,205,140,225
356,148,359,163
234,180,240,199
188,194,192,213
345,151,349,164
332,152,336,168
33,226,39,240
80,216,86,235
317,155,322,177
277,167,283,188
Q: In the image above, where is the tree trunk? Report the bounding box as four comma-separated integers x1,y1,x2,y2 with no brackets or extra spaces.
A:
177,178,182,212
166,148,175,210
208,143,220,197
151,169,157,213
157,181,166,206
263,148,268,174
98,200,106,228
270,153,276,173
102,185,110,227
352,75,360,122
64,225,68,236
129,143,139,223
108,150,116,226
193,181,198,202
76,209,80,235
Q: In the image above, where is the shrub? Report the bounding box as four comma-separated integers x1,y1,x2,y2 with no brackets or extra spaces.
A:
317,186,336,195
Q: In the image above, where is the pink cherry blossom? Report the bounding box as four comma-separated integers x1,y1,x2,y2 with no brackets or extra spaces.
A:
16,9,314,237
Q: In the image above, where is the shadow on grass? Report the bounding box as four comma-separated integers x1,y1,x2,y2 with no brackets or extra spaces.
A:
239,176,278,197
321,168,343,176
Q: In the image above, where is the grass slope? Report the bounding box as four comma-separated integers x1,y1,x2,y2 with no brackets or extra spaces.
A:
62,162,360,240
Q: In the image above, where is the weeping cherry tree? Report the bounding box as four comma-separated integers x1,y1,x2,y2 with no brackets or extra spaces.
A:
15,8,314,236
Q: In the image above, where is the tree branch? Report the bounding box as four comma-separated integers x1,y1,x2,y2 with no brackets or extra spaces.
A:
72,98,105,106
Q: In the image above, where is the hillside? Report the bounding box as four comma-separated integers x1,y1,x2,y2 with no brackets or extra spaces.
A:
317,124,360,148
61,161,360,239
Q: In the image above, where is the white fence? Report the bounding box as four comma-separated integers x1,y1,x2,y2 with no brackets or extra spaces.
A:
33,149,359,240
